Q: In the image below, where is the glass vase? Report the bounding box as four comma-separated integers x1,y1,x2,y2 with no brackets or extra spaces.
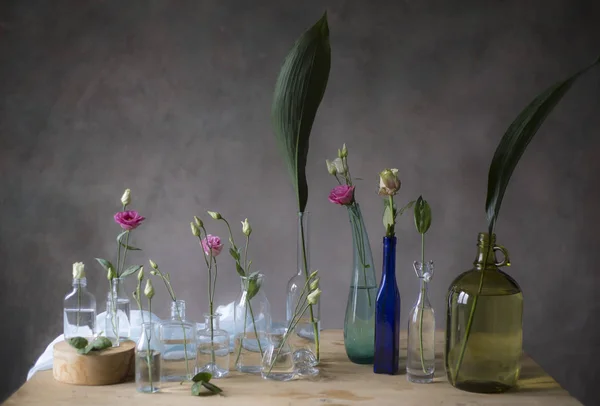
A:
135,322,162,393
261,325,296,381
159,300,196,382
286,212,320,375
343,203,376,364
104,298,120,347
445,232,522,393
407,261,435,383
373,236,400,375
196,313,230,379
106,277,131,341
63,277,97,339
234,273,271,374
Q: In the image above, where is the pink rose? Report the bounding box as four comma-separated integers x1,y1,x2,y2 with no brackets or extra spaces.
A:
114,210,145,230
328,185,355,206
201,235,223,257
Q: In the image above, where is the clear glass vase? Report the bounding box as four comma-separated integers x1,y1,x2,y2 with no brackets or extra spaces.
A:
407,261,435,383
135,322,162,393
63,277,97,339
234,273,271,374
106,277,131,341
344,203,376,364
445,232,522,393
159,300,196,382
104,298,120,347
286,212,320,375
261,325,296,381
196,313,230,379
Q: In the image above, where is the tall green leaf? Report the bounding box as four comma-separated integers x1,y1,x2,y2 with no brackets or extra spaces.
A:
271,12,331,212
486,56,600,230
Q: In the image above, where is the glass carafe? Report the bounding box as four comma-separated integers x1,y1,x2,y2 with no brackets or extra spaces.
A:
159,300,196,382
445,232,522,393
234,273,271,374
135,322,162,393
196,313,230,379
63,277,97,339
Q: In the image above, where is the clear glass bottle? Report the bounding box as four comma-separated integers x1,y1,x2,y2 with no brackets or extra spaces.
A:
196,313,230,379
286,212,320,374
106,277,131,340
234,273,271,374
135,322,162,393
407,261,435,383
445,232,522,393
344,203,376,364
261,325,295,381
63,276,97,339
159,300,196,382
105,298,120,347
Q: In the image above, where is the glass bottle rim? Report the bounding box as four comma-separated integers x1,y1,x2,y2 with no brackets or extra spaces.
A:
240,273,264,280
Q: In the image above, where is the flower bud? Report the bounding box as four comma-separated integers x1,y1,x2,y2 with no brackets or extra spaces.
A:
241,218,252,236
144,279,155,299
341,143,348,158
207,211,222,220
309,270,319,280
309,277,320,291
194,216,203,228
107,266,117,281
72,262,85,279
333,158,345,175
307,288,322,305
338,148,343,159
378,168,401,196
190,222,200,237
149,259,158,269
137,266,144,281
150,270,158,276
121,189,131,207
326,159,337,176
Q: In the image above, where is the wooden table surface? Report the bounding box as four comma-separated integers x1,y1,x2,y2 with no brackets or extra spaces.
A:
5,330,581,406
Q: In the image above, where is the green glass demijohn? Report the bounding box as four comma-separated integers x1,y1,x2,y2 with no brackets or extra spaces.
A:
445,232,523,393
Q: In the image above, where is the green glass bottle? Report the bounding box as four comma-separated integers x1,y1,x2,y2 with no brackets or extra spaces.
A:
445,232,522,393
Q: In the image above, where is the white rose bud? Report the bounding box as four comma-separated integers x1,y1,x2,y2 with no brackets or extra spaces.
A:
241,218,252,236
121,188,131,207
207,211,222,220
378,168,401,196
333,158,345,175
326,159,337,176
190,222,200,237
309,277,320,291
307,288,322,305
72,262,85,279
149,259,158,269
144,279,155,299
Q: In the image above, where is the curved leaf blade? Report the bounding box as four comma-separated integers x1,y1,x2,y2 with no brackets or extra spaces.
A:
271,12,331,213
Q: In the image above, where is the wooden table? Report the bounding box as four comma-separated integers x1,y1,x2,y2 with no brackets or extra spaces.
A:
5,330,581,406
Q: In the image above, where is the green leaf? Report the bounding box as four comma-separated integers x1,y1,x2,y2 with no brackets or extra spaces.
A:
383,204,394,230
201,381,223,395
191,372,212,383
91,337,112,351
67,337,88,350
247,274,262,301
191,382,203,396
271,13,331,213
120,265,142,278
414,196,432,234
119,242,141,251
95,258,114,272
116,231,128,243
116,231,141,250
485,56,600,230
398,200,416,216
235,262,245,277
229,247,240,261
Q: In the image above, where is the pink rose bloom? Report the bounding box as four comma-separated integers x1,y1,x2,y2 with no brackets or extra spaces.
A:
114,210,145,230
328,185,355,206
201,234,223,257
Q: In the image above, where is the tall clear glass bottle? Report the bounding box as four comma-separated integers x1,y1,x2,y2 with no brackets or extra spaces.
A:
407,261,435,383
343,203,376,364
445,232,522,393
106,277,131,340
234,273,271,374
136,322,162,393
63,276,97,339
159,300,196,382
286,212,320,374
196,313,230,379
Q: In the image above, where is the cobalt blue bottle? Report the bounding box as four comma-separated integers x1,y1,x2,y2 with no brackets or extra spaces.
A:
373,236,400,374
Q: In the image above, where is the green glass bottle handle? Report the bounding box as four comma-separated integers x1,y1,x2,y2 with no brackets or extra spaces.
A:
493,244,511,267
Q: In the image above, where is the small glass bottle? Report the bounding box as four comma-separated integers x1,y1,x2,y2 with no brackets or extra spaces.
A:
196,313,230,379
159,300,196,382
63,275,97,339
407,261,435,383
136,322,162,393
261,325,295,381
106,277,131,340
105,298,120,347
234,273,271,374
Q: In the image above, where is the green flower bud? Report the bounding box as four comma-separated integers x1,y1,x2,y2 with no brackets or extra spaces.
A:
241,218,252,236
333,158,345,175
190,222,200,237
107,266,117,281
144,279,155,299
307,288,322,305
137,266,144,281
149,259,158,269
309,277,320,291
326,159,337,176
341,143,348,158
121,188,131,207
207,211,222,220
150,270,158,276
194,216,203,228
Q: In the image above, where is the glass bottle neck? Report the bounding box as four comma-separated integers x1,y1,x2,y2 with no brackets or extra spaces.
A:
72,278,87,288
416,278,431,307
297,212,310,277
474,243,499,270
204,314,220,330
170,300,186,320
382,236,397,282
240,275,264,291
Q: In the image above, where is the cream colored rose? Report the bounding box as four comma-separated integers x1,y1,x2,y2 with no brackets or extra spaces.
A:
72,262,85,279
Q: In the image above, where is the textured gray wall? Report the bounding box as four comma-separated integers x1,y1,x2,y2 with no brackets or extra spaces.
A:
1,0,599,404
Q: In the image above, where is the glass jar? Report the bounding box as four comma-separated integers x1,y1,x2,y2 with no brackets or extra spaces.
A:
135,322,162,393
343,203,376,364
445,232,522,393
196,313,230,379
63,277,97,339
407,261,435,383
261,325,295,381
106,277,131,341
286,212,320,373
234,273,271,374
159,300,196,382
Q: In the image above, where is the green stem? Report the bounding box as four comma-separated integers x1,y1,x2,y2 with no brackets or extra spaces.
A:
110,280,118,342
350,205,371,306
234,299,250,366
147,299,154,392
120,231,131,277
299,215,319,361
267,302,310,376
419,233,426,373
174,306,191,378
77,283,81,329
248,301,263,357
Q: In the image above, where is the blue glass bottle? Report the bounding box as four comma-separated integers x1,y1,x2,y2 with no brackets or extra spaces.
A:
373,236,400,374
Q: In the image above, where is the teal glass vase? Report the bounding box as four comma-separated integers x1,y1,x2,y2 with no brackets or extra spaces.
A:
343,203,377,364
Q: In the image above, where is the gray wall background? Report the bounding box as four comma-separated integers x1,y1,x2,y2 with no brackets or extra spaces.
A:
1,0,599,404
